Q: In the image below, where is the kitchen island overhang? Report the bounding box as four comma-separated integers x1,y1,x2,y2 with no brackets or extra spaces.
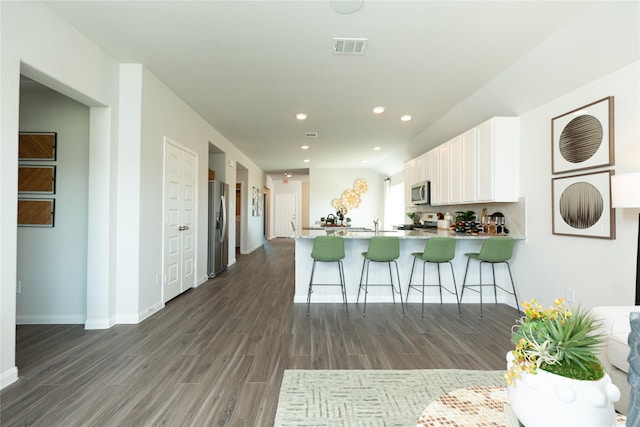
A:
294,229,525,308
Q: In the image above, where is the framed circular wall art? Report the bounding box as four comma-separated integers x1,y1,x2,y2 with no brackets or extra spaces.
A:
552,170,615,239
551,96,614,174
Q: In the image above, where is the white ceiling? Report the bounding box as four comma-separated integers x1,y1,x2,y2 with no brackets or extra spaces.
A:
43,1,639,177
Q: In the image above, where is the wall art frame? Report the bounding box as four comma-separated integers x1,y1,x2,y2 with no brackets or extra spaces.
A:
551,96,614,174
19,132,57,161
252,187,260,216
552,170,615,239
17,198,55,227
18,165,56,194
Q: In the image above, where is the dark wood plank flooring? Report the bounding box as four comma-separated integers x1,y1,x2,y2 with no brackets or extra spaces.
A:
1,238,520,426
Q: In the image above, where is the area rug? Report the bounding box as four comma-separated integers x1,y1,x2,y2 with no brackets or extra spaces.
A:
274,369,505,426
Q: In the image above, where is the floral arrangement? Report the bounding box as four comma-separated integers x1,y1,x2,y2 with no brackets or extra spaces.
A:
505,298,605,385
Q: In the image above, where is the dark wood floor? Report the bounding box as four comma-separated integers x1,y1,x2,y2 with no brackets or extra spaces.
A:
1,238,520,426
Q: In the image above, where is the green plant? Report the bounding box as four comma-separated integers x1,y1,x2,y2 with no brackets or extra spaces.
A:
506,298,605,385
406,212,416,220
455,210,475,223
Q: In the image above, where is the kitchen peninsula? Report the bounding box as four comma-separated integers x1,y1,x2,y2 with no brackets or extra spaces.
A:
294,229,525,307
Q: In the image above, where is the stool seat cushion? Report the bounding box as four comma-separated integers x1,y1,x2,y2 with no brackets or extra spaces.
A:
465,237,515,263
311,236,345,261
415,237,456,263
362,236,400,262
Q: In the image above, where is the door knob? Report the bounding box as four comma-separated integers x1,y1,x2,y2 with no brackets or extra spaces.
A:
178,225,187,231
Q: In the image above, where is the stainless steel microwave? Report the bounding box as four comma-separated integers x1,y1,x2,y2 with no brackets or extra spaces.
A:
411,181,430,205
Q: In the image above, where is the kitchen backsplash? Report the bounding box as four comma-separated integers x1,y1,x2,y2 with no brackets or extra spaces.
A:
408,197,527,236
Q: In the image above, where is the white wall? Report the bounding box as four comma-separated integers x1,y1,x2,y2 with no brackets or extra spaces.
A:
405,2,639,309
1,1,121,388
17,86,90,324
209,152,227,183
515,62,640,308
309,168,385,229
0,2,266,389
117,65,265,318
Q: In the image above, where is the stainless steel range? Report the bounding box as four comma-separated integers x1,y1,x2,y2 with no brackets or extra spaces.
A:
420,212,439,228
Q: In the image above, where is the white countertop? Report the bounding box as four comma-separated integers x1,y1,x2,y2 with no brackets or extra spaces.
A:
295,228,524,240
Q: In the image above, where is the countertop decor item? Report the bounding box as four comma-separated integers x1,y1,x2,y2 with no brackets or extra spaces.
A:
506,298,620,426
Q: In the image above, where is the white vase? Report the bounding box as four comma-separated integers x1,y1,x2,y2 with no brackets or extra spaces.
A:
506,352,621,427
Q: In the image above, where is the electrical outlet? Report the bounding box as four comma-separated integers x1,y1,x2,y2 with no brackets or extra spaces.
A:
566,288,575,303
16,281,21,294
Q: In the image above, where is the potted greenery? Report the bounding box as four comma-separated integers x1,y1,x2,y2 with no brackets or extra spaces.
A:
454,210,476,223
406,212,419,225
506,298,620,426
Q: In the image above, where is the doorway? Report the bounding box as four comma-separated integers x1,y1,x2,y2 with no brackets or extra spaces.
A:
236,183,242,253
162,140,197,302
263,186,270,239
16,77,90,325
274,193,297,237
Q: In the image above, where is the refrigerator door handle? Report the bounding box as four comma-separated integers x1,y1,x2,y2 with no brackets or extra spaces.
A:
219,195,226,243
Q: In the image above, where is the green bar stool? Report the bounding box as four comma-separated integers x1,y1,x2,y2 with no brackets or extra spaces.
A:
406,237,461,317
307,236,348,316
357,236,405,316
460,237,519,315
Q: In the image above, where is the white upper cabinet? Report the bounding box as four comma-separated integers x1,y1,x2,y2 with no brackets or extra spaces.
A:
448,135,463,204
406,116,519,207
414,152,430,183
475,117,519,202
404,159,416,206
460,128,477,203
434,143,450,205
429,147,440,204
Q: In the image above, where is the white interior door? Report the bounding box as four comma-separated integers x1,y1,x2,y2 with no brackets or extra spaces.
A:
163,142,197,302
275,193,296,237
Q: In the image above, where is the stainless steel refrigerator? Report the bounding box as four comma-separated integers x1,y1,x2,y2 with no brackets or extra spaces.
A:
208,180,229,278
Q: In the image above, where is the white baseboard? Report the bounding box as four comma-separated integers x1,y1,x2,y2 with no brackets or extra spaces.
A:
138,301,164,323
1,367,18,390
241,242,263,255
84,316,115,330
16,314,85,325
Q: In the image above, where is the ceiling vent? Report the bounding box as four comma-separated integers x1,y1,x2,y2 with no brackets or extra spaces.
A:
305,132,318,138
333,38,367,55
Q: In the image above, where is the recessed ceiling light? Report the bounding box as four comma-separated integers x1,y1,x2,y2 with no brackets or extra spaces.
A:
303,159,310,163
373,106,385,114
360,160,368,164
300,144,309,150
373,146,382,151
400,115,412,122
296,113,307,120
286,173,292,178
